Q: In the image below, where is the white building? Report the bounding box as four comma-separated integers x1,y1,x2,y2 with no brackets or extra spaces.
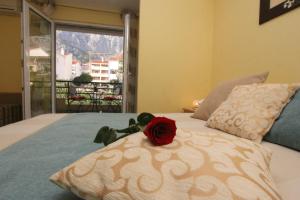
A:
56,48,73,80
108,60,118,81
108,53,123,82
71,60,82,78
89,60,110,82
81,63,90,74
74,53,123,83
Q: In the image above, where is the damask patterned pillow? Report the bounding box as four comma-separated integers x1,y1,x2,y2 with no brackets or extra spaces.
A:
192,72,269,120
50,129,281,200
207,84,299,143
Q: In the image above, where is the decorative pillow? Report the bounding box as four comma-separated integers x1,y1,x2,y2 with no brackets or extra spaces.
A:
50,129,281,200
207,84,298,143
192,72,269,121
264,89,300,151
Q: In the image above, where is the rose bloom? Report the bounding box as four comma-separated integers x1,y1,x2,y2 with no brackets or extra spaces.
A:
143,117,177,146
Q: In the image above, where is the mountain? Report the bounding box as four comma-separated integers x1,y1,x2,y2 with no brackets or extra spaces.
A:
56,31,123,63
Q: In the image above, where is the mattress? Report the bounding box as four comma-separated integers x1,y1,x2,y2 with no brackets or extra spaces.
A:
0,113,299,200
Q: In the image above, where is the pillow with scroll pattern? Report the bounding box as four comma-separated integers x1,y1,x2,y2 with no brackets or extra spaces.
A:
50,129,281,200
207,83,299,143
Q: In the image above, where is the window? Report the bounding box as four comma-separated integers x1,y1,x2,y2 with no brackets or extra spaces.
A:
92,70,100,73
101,77,109,81
110,70,117,74
91,63,101,67
56,27,124,83
55,25,124,113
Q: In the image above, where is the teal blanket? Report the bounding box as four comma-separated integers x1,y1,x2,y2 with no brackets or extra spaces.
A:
0,113,136,200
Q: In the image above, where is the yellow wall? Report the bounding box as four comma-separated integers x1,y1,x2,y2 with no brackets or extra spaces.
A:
0,15,22,93
137,0,214,113
51,5,123,27
3,1,300,112
212,0,300,86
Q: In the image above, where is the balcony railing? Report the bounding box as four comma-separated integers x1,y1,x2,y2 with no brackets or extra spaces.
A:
56,80,123,113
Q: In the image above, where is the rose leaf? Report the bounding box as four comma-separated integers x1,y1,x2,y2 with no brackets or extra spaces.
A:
103,130,117,146
94,126,110,143
137,113,155,126
129,118,136,126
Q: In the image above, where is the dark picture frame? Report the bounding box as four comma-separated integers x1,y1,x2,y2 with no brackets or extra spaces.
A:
260,0,300,24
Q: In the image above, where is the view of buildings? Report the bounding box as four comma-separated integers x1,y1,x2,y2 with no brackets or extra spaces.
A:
56,30,124,83
56,48,123,83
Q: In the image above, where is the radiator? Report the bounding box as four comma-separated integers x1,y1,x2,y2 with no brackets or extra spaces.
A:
0,104,22,127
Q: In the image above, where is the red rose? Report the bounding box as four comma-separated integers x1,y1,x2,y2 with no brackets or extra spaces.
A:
143,117,177,146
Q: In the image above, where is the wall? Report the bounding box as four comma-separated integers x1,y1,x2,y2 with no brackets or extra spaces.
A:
212,0,300,86
0,15,22,93
137,0,214,113
3,1,299,112
51,5,123,27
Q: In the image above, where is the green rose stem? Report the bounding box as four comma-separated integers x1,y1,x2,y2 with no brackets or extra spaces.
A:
94,113,155,146
112,132,135,142
112,125,141,142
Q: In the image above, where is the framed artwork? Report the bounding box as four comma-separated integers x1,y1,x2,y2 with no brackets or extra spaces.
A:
260,0,300,24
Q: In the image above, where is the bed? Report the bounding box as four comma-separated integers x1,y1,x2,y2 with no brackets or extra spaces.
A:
0,113,299,200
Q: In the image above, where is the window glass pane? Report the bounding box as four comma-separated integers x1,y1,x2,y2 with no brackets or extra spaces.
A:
29,9,52,116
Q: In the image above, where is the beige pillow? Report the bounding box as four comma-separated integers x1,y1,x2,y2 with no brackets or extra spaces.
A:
207,83,298,143
50,129,281,200
192,72,269,120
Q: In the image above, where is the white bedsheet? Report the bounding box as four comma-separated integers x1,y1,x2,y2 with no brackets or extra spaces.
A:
0,113,299,200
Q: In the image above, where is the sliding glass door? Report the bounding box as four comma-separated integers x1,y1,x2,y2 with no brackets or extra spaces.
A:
22,1,54,118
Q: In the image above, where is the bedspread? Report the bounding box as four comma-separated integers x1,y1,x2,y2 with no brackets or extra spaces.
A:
0,113,136,200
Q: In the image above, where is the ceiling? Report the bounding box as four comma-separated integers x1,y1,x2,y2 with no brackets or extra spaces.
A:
55,0,139,13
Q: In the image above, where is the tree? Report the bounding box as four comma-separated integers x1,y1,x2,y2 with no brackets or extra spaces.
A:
73,73,93,86
110,79,120,84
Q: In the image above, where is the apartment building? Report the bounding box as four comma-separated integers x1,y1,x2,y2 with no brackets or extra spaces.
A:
89,60,109,82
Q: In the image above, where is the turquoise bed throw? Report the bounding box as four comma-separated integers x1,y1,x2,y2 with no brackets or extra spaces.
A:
0,113,136,200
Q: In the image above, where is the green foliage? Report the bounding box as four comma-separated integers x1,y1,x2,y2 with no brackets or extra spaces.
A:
73,73,93,86
94,126,110,143
129,118,136,126
94,113,155,146
137,113,155,126
94,126,118,146
110,79,120,84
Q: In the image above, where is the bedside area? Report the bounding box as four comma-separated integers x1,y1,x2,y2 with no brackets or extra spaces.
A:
182,107,197,113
